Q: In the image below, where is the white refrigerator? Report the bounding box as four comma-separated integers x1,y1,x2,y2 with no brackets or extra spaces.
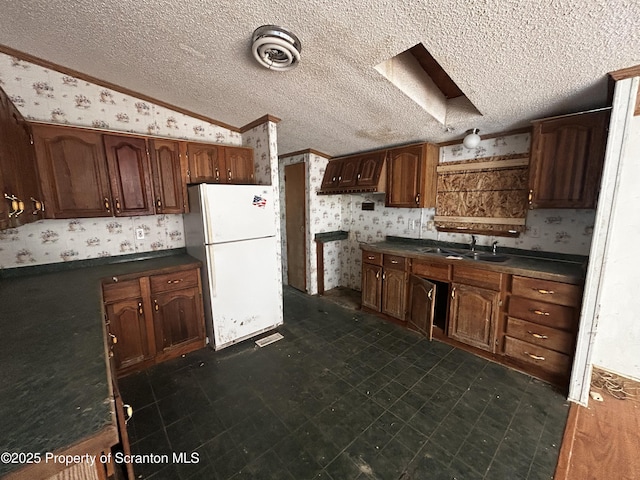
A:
184,184,283,350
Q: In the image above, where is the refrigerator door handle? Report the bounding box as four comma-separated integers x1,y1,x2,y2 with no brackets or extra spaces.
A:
208,245,217,298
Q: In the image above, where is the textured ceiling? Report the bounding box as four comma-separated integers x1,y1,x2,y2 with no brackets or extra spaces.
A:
0,0,639,157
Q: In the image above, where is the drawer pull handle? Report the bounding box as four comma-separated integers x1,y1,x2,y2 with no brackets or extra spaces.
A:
390,260,399,264
531,309,550,316
368,256,375,260
115,198,121,212
104,197,111,212
167,279,183,284
528,331,548,340
525,352,545,361
534,288,555,295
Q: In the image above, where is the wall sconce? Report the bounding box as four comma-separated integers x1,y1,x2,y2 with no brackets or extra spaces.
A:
463,128,481,149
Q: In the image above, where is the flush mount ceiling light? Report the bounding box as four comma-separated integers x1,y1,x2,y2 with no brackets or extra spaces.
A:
463,128,481,149
251,25,301,71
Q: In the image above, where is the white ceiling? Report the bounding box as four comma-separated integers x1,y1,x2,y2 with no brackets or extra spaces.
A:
1,0,639,157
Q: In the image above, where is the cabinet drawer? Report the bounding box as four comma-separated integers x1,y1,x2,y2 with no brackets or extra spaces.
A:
412,259,451,282
506,317,574,354
102,279,141,303
453,265,502,290
512,276,582,307
504,336,572,376
508,296,577,330
150,268,199,293
362,251,382,266
384,254,408,270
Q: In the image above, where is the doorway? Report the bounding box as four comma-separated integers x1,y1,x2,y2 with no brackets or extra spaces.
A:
285,162,306,292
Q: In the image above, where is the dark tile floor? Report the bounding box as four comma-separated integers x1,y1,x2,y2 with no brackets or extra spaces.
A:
119,287,569,480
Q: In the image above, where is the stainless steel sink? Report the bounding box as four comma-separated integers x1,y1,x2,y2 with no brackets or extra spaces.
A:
464,251,509,262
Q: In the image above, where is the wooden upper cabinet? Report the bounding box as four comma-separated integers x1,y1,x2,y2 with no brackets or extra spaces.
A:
0,88,43,229
386,143,438,208
187,142,223,183
32,124,113,218
320,159,343,191
357,151,385,188
337,157,361,188
529,109,610,209
224,146,255,184
149,139,185,214
103,135,155,216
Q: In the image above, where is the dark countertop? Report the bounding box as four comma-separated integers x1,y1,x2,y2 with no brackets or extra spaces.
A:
314,230,349,243
361,237,588,284
0,250,200,477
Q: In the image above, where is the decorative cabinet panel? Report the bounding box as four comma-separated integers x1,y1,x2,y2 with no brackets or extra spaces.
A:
103,264,206,377
386,143,438,208
32,124,113,218
449,283,499,352
187,143,255,184
0,88,43,230
381,268,408,320
149,139,185,214
361,262,383,311
320,159,344,191
103,135,155,217
529,109,610,209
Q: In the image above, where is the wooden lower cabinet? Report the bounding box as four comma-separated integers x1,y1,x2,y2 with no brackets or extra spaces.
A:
449,283,499,352
407,275,436,339
103,264,206,377
381,268,408,320
153,286,205,356
361,262,382,311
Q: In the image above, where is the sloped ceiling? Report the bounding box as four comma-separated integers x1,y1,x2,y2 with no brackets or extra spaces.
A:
0,0,638,157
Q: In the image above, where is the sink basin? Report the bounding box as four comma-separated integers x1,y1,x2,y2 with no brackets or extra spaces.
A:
464,251,509,262
418,247,463,256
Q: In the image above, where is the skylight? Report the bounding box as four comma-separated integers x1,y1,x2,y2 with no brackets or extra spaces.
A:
374,43,480,125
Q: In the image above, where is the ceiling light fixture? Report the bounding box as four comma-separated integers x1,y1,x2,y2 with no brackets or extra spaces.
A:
251,25,301,71
463,128,481,149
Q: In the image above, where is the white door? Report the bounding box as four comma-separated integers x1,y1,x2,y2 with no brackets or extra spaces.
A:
201,184,276,244
206,236,283,349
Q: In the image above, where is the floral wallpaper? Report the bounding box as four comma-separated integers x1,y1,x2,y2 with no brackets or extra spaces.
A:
0,52,242,145
0,215,184,269
280,133,597,292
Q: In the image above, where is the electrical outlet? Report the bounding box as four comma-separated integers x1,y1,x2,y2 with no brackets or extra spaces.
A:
135,228,145,240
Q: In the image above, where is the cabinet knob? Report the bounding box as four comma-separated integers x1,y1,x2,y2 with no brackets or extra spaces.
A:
415,193,420,205
228,169,232,181
156,197,162,210
109,332,118,344
154,300,159,311
427,289,433,300
104,197,111,212
123,404,134,424
215,168,220,181
382,273,386,280
115,198,121,212
451,287,456,299
138,302,143,315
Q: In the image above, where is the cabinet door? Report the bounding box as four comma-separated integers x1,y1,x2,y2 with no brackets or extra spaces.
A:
337,157,360,188
407,275,437,340
320,160,343,190
149,139,184,214
382,268,408,320
449,283,499,352
32,124,112,218
356,151,385,187
529,110,609,209
224,146,255,184
361,263,382,311
106,297,153,371
103,135,155,216
187,143,223,183
152,287,204,353
386,145,423,207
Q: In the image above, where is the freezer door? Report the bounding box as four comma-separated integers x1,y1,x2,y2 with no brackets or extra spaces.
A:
205,236,283,349
201,184,277,243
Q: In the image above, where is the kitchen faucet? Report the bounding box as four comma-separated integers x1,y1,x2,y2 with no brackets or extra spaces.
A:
470,235,477,252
